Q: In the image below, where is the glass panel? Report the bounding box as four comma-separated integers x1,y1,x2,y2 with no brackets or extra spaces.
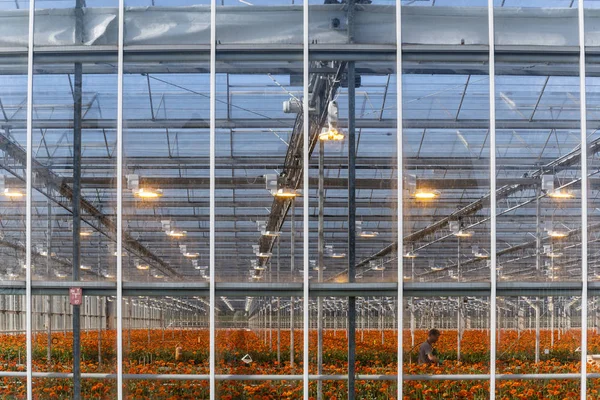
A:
122,295,210,397
495,73,581,284
403,296,490,381
124,0,210,46
403,77,491,283
32,295,116,375
402,0,488,46
0,295,27,372
216,296,303,378
122,59,210,283
494,0,578,48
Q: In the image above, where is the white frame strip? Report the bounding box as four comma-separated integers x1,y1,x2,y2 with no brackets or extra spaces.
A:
578,0,588,398
487,1,497,399
209,0,217,397
302,0,310,396
25,0,35,398
116,0,124,398
396,0,403,398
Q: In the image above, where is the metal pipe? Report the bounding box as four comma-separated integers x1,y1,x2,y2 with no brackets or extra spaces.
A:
347,58,357,400
72,53,83,400
317,139,325,400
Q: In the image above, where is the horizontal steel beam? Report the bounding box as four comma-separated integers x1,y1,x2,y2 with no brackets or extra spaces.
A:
0,118,590,130
0,280,593,297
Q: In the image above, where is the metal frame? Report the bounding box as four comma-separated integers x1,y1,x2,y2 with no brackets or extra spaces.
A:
7,1,598,399
488,1,497,398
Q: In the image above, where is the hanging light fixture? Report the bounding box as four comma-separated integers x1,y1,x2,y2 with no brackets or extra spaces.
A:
3,188,25,198
262,230,281,237
331,252,346,259
80,265,92,271
412,189,440,200
272,188,298,199
547,190,574,199
547,230,568,239
166,230,187,238
133,188,163,199
136,263,150,271
319,101,344,141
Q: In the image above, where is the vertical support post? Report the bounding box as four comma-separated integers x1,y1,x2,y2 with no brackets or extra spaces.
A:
317,140,324,400
536,187,541,272
550,297,555,347
290,297,295,369
347,58,357,400
46,296,52,363
457,298,461,362
72,0,84,390
578,1,589,398
535,299,540,363
487,0,497,398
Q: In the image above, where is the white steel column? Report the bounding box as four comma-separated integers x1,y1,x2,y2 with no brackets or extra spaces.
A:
302,0,309,394
578,0,588,398
209,0,216,396
487,1,497,399
396,0,403,398
25,0,35,398
116,0,124,397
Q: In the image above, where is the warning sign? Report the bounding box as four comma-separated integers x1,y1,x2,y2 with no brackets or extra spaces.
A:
69,287,82,306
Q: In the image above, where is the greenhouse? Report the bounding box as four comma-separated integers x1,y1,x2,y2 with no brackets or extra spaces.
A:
1,0,600,399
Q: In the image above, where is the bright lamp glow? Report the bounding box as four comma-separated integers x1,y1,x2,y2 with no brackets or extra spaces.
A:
153,273,164,279
454,230,473,238
273,188,298,199
547,252,563,258
548,190,574,199
412,189,440,200
318,129,345,142
3,188,24,198
403,251,418,258
474,252,489,259
166,230,187,238
134,188,163,199
183,252,199,258
262,231,281,237
80,265,92,271
331,252,346,259
548,231,568,239
359,231,379,238
136,264,150,271
80,231,93,237
257,252,272,258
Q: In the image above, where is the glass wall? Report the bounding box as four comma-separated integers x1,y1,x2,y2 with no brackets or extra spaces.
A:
0,0,599,399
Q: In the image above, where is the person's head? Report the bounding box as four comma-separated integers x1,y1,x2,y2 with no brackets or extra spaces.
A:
428,329,441,344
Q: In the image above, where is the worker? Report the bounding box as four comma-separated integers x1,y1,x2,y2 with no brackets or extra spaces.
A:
418,328,441,365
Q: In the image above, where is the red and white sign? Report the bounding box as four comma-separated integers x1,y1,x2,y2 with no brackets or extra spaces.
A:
69,287,82,306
